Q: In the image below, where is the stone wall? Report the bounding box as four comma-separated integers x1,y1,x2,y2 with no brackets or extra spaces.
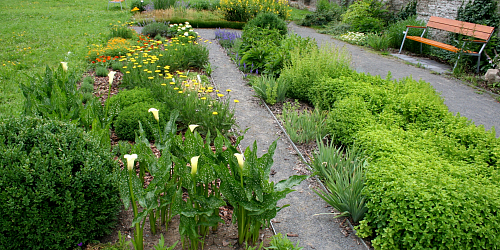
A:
324,0,499,40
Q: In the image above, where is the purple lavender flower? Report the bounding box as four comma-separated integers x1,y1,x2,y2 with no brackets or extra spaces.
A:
78,242,83,247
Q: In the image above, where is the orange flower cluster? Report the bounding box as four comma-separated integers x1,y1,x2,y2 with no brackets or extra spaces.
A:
92,55,120,64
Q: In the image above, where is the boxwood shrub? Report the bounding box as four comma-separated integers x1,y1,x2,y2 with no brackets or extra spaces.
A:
114,101,170,141
107,87,155,123
0,116,121,250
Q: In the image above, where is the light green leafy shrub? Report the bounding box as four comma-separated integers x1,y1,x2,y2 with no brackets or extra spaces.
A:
266,233,303,250
263,33,316,76
341,0,388,33
245,12,288,36
391,77,449,130
326,96,376,145
355,127,500,249
279,44,352,102
0,116,120,250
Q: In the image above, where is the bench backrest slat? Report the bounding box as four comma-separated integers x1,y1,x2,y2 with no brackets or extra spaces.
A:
427,16,495,41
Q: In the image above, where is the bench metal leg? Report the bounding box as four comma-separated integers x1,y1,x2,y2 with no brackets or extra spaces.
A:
399,28,409,53
453,54,461,72
476,53,481,73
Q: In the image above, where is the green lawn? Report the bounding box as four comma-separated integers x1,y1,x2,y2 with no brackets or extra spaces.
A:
289,7,311,21
0,0,132,117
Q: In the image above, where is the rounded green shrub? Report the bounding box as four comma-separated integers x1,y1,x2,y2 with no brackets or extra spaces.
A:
107,87,155,122
0,116,121,250
82,92,95,104
142,22,169,38
326,96,376,144
245,12,288,36
279,44,352,102
114,101,170,141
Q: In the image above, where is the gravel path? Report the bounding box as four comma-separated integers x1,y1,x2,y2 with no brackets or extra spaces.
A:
287,22,500,137
196,29,367,250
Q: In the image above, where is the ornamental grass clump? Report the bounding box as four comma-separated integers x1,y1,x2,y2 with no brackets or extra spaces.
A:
250,75,288,105
310,140,368,223
281,101,328,144
365,33,389,51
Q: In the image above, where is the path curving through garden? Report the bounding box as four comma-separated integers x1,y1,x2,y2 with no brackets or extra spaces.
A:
196,28,367,250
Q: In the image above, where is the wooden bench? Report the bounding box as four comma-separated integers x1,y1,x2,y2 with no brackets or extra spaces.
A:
399,16,495,73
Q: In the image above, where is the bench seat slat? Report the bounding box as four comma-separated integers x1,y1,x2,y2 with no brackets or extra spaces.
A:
406,36,477,54
427,16,494,40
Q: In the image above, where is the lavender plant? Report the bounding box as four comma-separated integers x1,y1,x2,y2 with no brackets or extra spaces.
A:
215,28,241,49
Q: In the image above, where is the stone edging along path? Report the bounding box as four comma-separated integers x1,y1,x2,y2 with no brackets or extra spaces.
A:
195,28,367,250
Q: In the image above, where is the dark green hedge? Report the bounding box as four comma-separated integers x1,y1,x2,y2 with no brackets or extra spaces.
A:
135,19,245,29
0,116,121,250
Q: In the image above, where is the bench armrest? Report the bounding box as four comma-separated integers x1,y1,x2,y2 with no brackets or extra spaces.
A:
406,25,426,29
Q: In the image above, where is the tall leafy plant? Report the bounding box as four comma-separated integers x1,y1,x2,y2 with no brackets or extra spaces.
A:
216,140,308,245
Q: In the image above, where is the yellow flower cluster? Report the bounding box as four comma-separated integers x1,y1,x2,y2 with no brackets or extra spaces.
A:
87,37,132,62
219,0,290,21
